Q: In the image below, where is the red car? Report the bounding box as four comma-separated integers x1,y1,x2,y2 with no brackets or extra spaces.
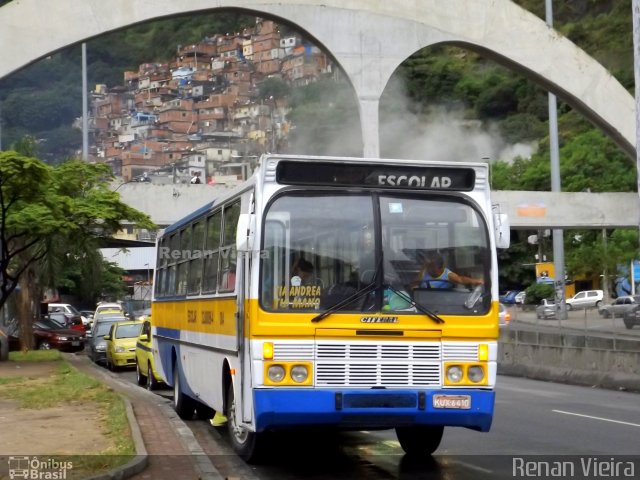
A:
8,318,85,352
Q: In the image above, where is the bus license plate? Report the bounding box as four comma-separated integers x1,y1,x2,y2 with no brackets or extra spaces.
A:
433,394,471,409
72,341,80,346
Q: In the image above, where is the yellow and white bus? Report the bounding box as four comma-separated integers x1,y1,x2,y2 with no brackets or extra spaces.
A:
152,154,510,461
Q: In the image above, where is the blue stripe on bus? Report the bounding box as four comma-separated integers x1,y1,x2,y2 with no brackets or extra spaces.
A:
156,327,181,339
253,389,494,432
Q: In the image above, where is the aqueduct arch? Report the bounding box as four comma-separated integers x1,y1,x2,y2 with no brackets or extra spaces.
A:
0,0,634,158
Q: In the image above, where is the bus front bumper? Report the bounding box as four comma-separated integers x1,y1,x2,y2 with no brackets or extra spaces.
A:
253,388,494,432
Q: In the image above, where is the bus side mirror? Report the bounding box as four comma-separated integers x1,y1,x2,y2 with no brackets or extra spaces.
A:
236,213,256,252
494,213,510,249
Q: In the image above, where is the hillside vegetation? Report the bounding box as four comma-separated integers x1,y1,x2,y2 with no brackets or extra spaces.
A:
0,0,636,288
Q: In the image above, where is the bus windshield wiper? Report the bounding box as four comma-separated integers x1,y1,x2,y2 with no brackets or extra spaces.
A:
311,280,378,323
312,256,383,323
383,283,445,324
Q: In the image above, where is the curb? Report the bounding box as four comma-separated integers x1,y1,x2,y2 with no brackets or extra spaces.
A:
65,353,223,480
85,397,148,480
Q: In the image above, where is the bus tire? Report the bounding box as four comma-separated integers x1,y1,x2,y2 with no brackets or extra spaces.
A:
173,365,195,420
195,402,215,420
396,425,444,455
226,384,263,463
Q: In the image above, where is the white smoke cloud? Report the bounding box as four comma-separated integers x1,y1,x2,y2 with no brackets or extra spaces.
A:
380,105,537,163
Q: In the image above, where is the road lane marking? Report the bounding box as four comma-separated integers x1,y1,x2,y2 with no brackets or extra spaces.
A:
450,460,493,474
553,409,640,428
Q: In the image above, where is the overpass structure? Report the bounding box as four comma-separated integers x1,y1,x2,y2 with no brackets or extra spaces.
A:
117,183,640,230
0,0,635,159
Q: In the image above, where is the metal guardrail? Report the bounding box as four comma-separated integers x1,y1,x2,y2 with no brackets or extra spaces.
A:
503,305,640,353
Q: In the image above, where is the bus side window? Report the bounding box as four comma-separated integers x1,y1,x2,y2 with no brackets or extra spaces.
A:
218,202,241,292
203,211,222,292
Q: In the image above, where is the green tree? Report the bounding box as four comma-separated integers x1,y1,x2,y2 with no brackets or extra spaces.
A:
258,77,291,101
524,283,554,305
0,152,153,349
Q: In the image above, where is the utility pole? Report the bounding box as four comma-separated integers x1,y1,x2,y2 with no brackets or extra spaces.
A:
82,43,89,161
546,0,567,319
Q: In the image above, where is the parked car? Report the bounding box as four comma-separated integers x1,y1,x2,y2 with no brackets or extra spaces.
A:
536,298,557,319
95,302,126,317
47,303,90,328
598,295,640,318
89,314,128,364
79,310,95,321
499,291,520,305
104,321,143,370
514,291,526,305
135,319,164,390
565,290,603,310
621,305,640,329
6,318,85,352
499,303,511,327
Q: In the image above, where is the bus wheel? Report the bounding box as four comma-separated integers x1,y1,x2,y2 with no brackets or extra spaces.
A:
136,361,147,386
195,402,215,420
173,365,195,420
396,425,444,455
226,385,263,463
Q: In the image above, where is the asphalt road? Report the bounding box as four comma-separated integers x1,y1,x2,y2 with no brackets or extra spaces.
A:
115,366,640,480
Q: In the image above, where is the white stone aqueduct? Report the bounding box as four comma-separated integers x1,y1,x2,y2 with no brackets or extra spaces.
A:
0,0,634,159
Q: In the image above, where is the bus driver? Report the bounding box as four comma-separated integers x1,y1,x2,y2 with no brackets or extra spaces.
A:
417,252,484,289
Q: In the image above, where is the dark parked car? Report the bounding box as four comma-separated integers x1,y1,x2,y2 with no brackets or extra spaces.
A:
89,315,128,364
7,319,85,352
622,306,640,330
499,290,521,305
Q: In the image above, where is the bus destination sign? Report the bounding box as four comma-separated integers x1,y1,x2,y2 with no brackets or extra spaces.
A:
276,161,476,191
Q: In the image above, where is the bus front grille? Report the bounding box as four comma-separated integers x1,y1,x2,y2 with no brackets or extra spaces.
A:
316,362,440,387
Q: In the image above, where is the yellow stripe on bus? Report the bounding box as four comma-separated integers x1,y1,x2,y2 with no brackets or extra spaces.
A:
152,298,501,340
152,297,238,335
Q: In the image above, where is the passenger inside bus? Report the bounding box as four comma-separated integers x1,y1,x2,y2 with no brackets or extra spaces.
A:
290,258,322,287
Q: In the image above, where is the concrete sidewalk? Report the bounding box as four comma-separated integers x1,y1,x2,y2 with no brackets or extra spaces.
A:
66,354,224,480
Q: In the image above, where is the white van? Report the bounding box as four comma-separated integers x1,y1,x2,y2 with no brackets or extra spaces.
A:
565,290,603,310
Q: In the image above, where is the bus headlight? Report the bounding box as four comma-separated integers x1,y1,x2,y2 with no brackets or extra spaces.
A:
467,365,485,383
446,365,463,383
290,365,308,383
267,365,286,383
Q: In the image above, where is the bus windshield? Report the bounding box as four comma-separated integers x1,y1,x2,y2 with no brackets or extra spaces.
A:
260,192,491,315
